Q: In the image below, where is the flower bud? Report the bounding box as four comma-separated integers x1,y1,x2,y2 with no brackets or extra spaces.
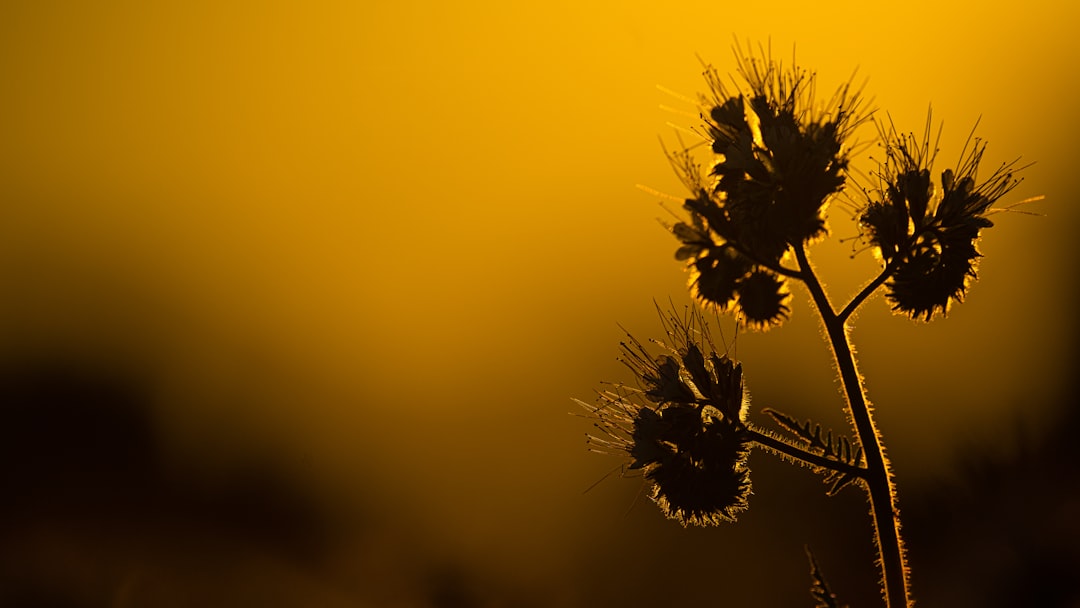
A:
735,269,791,329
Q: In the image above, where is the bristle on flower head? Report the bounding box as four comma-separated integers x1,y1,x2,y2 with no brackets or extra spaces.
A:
858,112,1025,320
666,42,869,331
580,306,753,526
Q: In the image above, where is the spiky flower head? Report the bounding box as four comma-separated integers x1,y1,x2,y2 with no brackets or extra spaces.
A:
859,114,1023,320
580,307,752,526
669,43,869,330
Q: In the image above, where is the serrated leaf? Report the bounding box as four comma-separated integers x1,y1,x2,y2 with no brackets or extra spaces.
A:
825,472,859,497
763,409,860,465
764,409,816,444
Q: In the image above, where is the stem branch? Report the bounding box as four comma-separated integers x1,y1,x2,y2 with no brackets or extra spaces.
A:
745,426,867,479
838,259,899,323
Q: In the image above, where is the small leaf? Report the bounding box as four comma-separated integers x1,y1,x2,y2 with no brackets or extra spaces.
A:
764,409,817,444
763,408,863,496
806,547,845,608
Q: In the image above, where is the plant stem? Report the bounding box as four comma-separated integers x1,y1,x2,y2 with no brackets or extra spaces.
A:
793,243,911,608
744,426,866,479
837,259,899,323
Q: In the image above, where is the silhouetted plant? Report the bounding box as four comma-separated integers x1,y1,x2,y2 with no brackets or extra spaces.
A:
577,41,1035,608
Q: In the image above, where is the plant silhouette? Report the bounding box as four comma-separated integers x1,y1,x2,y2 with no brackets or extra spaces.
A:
578,41,1034,608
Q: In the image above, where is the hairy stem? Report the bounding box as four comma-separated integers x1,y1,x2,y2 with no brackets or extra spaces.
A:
793,243,910,608
838,259,898,326
745,425,866,479
838,259,899,323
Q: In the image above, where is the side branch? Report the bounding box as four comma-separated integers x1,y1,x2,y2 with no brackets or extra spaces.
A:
745,426,866,479
838,259,899,323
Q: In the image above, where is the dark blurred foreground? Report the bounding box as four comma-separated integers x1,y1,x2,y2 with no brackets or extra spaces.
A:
1,357,1078,607
0,362,335,607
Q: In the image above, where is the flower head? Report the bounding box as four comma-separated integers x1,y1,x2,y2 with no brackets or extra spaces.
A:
859,114,1023,320
668,43,869,330
580,307,752,526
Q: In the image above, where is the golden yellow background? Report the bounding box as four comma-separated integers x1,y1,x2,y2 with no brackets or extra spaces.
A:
2,1,1076,605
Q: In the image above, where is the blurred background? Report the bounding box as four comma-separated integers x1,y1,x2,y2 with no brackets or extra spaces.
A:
2,1,1077,606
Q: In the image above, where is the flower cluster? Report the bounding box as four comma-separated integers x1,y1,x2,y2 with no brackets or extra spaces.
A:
581,309,752,526
860,118,1022,320
669,47,869,329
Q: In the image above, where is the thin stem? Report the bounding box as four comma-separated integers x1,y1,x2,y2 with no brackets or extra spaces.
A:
838,259,899,323
745,425,867,479
793,243,911,608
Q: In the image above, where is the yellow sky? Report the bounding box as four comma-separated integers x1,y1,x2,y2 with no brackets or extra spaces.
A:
1,0,1077,604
